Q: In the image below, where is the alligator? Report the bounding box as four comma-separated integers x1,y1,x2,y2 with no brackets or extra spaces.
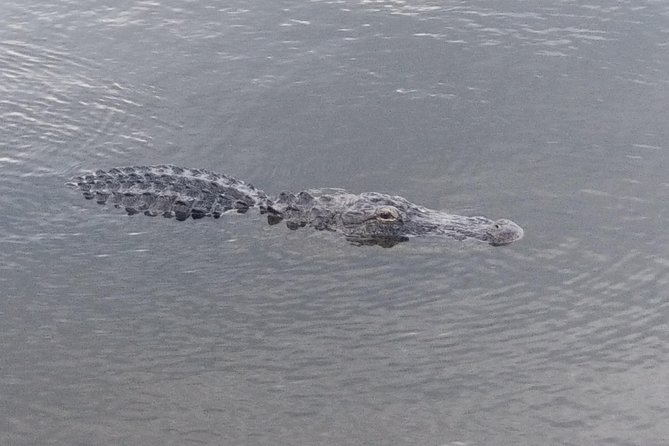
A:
67,165,524,247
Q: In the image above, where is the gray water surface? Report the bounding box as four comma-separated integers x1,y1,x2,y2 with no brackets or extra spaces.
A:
2,1,669,445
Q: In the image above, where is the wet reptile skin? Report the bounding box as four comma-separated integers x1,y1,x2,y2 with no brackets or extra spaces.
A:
68,165,523,247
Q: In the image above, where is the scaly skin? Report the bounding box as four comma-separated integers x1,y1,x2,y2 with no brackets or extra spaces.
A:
68,165,270,220
68,165,523,247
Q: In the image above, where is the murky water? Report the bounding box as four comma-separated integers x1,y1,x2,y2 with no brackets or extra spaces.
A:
2,1,669,445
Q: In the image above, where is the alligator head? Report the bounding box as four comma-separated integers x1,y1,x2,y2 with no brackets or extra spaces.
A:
268,190,524,248
339,205,523,247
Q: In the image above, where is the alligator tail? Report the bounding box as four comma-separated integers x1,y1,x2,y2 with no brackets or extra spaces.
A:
67,165,271,221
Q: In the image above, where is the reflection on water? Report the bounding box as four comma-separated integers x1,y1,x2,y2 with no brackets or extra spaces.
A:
2,0,669,445
0,40,160,170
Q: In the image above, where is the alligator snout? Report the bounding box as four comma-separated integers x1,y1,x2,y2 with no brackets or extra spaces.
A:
486,219,524,246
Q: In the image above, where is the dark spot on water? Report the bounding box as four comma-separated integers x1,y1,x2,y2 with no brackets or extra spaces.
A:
175,211,190,221
267,214,283,225
191,209,206,219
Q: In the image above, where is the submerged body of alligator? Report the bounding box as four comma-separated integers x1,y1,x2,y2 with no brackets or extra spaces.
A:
68,165,523,247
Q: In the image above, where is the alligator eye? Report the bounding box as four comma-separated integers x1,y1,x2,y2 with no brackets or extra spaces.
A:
376,207,401,222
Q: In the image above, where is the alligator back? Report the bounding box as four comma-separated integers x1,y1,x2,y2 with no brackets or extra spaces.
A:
68,165,270,221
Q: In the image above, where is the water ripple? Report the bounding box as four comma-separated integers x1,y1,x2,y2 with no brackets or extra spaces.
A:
355,0,661,58
0,39,160,175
